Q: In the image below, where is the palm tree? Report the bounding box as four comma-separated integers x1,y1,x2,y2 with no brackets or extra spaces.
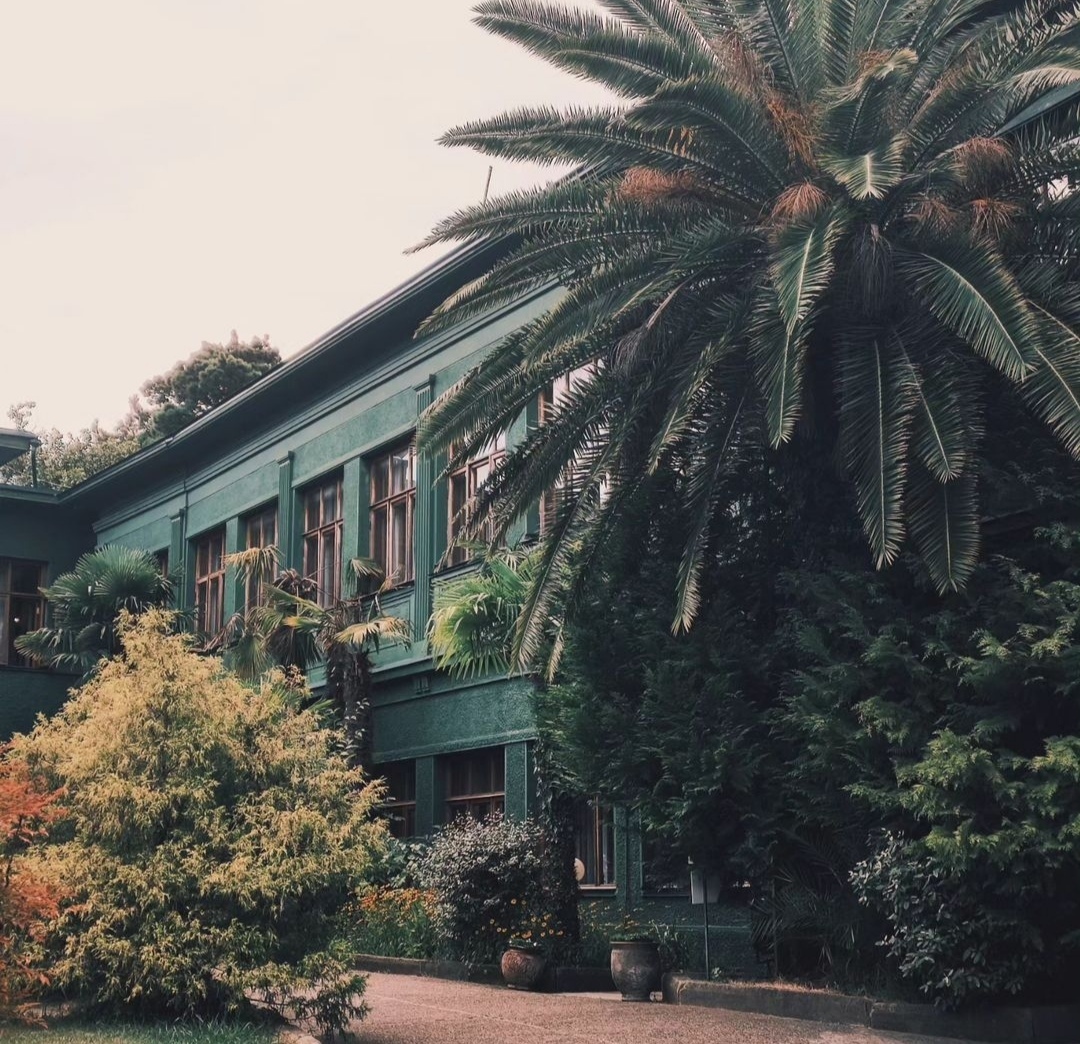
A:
415,0,1080,671
221,548,410,767
429,544,538,678
15,545,173,675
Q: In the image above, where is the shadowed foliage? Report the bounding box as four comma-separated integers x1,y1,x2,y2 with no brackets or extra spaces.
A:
417,0,1080,671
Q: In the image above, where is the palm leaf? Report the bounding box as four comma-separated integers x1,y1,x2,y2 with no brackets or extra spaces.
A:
898,244,1036,379
907,467,980,593
837,330,915,567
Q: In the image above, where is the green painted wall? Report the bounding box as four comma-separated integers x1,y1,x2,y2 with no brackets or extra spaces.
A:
0,491,92,735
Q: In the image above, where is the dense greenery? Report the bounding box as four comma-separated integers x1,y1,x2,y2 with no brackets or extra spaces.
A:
220,550,410,768
139,333,280,441
16,546,173,676
0,754,64,1023
417,815,571,965
11,613,384,1033
417,0,1080,670
534,441,1080,1004
1,333,280,490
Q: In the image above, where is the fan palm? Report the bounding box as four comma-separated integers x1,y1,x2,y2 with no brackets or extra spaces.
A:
220,548,411,767
15,545,173,675
429,544,538,678
416,0,1080,671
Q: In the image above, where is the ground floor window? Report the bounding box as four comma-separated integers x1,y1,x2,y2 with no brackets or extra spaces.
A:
380,759,417,839
574,799,615,888
0,558,46,667
444,746,504,822
641,831,691,896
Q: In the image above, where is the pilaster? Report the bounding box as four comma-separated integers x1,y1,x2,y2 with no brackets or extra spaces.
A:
413,378,436,638
277,454,294,570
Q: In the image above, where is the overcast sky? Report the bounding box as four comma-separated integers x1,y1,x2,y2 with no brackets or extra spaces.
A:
2,1,606,431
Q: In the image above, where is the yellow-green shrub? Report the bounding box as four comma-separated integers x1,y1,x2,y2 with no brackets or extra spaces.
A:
12,611,386,1033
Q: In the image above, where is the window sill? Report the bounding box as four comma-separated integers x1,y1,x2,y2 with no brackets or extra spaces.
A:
577,885,617,895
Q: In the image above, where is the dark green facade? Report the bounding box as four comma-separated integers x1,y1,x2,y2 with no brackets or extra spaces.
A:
0,242,753,962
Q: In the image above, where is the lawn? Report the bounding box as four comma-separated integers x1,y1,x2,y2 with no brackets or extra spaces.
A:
0,1022,280,1044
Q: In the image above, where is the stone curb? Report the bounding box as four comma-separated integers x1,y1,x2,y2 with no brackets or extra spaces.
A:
662,974,1080,1044
352,954,615,992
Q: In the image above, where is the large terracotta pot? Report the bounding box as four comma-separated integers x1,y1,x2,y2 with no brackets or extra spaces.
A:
501,944,548,990
610,940,661,1001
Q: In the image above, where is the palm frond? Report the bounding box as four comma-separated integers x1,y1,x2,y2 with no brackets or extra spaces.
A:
907,467,980,593
837,330,915,568
898,243,1036,379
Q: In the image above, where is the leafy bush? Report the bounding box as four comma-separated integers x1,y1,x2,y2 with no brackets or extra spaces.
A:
351,888,437,959
12,611,386,1034
0,753,64,1023
417,814,570,965
852,835,1041,1008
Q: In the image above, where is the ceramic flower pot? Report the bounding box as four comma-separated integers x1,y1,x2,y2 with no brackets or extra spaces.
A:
610,939,661,1001
501,943,548,990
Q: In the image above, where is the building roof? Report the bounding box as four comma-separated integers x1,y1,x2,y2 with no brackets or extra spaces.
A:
51,236,508,515
0,428,40,469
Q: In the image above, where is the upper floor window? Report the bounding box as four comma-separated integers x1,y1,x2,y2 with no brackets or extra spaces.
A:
370,441,415,585
447,433,507,566
574,799,615,888
380,759,417,839
444,746,504,823
193,529,226,636
303,477,343,608
244,504,277,610
0,558,46,668
539,367,595,534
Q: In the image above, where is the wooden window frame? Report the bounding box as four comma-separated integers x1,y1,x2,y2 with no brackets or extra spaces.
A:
193,529,226,637
302,477,344,608
447,433,507,567
0,558,46,668
380,760,417,840
574,799,616,889
444,747,505,822
538,367,595,535
369,440,416,586
244,503,278,611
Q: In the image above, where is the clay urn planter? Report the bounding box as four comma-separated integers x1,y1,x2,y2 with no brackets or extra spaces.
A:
610,939,661,1001
501,940,548,990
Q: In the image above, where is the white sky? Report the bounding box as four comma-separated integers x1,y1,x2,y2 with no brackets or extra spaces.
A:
1,0,607,431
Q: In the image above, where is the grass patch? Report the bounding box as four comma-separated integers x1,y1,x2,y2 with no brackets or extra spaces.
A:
0,1021,280,1044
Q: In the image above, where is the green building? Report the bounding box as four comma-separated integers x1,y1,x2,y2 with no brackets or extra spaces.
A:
0,241,751,966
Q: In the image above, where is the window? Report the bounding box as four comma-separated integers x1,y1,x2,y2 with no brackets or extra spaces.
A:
444,747,505,822
154,548,169,578
641,832,691,896
0,558,46,667
244,504,277,610
380,760,417,839
303,477,343,607
193,529,226,636
447,433,507,566
538,367,595,534
574,800,615,888
369,441,415,585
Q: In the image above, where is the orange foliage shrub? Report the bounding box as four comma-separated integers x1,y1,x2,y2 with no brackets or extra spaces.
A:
0,747,64,1023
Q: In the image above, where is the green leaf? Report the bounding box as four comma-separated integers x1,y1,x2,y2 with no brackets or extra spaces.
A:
898,244,1035,380
750,290,808,447
908,467,980,593
837,331,914,568
770,209,847,334
821,138,907,199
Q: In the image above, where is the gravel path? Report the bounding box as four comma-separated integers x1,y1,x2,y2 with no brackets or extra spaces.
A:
352,973,971,1044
